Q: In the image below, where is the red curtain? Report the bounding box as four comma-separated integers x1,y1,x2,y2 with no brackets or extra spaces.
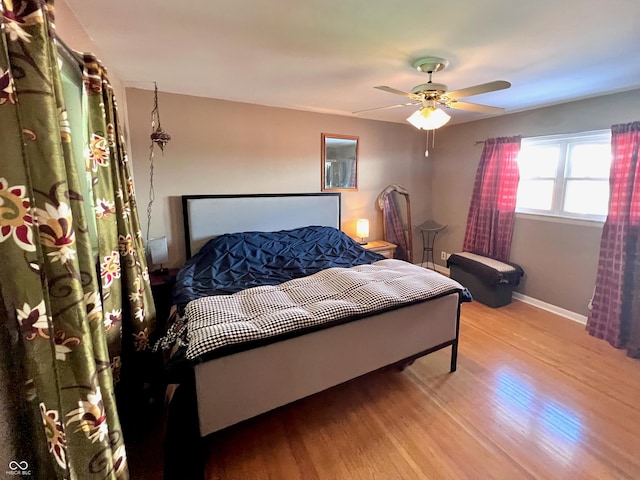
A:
587,121,640,357
462,136,521,262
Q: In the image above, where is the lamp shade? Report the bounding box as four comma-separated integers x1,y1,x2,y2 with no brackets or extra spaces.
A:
356,218,370,240
407,107,451,130
148,236,169,266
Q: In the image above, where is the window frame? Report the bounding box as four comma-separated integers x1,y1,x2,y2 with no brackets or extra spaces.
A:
58,44,99,257
516,129,611,223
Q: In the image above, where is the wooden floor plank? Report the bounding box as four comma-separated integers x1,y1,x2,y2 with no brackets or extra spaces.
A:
128,299,640,479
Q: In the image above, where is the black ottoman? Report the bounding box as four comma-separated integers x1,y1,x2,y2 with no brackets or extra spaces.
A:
447,253,524,308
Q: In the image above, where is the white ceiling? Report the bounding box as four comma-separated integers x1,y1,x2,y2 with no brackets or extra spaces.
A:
65,0,640,126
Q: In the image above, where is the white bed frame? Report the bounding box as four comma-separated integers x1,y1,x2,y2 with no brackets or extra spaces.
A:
179,193,461,437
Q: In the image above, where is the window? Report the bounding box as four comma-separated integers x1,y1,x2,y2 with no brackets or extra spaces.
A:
59,45,99,257
516,130,611,222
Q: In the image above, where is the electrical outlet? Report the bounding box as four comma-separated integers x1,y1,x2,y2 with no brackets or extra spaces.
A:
440,251,447,260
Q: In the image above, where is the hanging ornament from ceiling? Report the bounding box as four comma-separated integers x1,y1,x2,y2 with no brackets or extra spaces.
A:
150,82,171,150
146,82,171,247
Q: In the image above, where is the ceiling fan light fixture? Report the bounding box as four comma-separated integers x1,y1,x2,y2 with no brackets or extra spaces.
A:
406,107,451,130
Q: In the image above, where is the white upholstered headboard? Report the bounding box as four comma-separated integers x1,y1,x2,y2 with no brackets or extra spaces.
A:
182,193,341,258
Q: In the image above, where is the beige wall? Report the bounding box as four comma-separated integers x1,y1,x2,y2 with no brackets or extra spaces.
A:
125,89,429,267
431,88,640,316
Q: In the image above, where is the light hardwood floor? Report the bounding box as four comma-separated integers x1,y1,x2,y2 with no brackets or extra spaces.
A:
128,300,640,479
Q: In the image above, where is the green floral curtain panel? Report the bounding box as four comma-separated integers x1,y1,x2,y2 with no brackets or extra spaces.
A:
0,1,155,478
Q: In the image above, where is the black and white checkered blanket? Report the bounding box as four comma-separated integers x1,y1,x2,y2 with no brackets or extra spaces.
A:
184,259,464,361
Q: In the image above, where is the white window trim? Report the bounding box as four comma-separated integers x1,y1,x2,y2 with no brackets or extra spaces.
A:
516,129,610,224
515,212,604,228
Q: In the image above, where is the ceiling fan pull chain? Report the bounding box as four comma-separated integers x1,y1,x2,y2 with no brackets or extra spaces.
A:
424,128,438,157
425,130,430,157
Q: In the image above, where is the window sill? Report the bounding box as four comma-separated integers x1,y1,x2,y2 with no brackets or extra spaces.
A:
515,212,604,228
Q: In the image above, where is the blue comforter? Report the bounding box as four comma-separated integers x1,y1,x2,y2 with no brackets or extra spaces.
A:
173,226,385,312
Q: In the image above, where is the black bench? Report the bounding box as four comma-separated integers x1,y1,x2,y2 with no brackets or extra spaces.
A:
447,253,524,308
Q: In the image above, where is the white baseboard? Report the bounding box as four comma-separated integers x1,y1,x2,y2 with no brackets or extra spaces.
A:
434,264,450,275
419,262,450,276
419,263,587,325
512,292,587,325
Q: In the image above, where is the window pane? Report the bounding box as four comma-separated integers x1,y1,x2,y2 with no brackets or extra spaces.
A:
564,180,609,216
517,146,560,178
568,143,611,178
517,180,554,210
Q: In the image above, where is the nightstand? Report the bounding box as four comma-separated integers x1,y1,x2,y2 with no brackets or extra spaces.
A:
149,268,179,340
363,240,397,259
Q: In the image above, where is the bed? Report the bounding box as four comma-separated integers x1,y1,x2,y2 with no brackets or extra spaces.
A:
159,193,468,437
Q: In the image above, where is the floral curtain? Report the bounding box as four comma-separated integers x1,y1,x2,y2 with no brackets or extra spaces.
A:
0,1,155,478
587,121,640,357
462,136,521,262
82,53,156,380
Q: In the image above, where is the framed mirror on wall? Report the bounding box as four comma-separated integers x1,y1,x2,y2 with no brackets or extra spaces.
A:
321,133,359,191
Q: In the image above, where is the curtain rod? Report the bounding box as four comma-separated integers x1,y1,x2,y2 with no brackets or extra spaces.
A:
474,138,522,145
475,129,607,145
475,136,527,145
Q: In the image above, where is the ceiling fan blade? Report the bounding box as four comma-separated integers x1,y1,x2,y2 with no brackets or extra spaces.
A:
374,85,414,98
445,80,511,100
448,101,505,115
353,101,419,114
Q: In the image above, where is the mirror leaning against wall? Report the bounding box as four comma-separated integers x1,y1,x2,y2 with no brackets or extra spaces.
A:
321,133,359,191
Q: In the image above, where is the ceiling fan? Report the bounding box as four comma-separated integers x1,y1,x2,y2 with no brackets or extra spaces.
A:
355,56,511,129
